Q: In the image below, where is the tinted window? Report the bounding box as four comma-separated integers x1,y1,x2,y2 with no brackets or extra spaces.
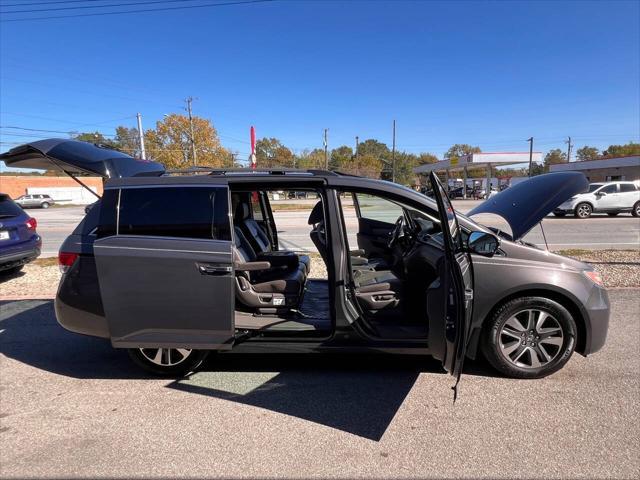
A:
600,184,617,194
0,195,24,217
116,187,230,240
588,184,603,192
96,190,118,238
620,183,638,193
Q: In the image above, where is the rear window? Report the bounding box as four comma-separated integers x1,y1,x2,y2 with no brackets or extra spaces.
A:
0,195,24,217
98,186,231,240
620,183,638,193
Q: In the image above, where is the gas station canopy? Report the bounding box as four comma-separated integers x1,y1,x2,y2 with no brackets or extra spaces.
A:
413,152,543,175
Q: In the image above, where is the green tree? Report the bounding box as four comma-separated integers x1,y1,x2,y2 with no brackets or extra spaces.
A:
357,154,384,179
357,139,391,160
444,144,481,163
329,145,355,172
72,131,119,149
576,146,600,161
602,142,640,157
144,114,228,169
114,126,141,157
255,137,295,168
544,149,567,171
417,152,438,165
296,148,325,169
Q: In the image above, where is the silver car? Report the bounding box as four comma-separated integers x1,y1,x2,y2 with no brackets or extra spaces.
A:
554,181,640,218
14,193,55,209
1,139,611,387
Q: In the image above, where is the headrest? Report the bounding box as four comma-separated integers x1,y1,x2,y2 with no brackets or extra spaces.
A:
234,201,250,221
308,201,324,225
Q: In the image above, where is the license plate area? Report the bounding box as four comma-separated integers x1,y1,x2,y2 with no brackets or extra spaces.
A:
0,230,10,241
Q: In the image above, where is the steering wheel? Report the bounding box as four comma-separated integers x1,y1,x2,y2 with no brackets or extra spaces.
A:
387,215,405,248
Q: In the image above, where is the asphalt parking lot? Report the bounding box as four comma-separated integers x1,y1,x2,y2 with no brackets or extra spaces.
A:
1,290,638,479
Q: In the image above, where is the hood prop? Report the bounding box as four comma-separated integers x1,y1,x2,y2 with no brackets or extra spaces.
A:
539,221,549,251
47,155,101,200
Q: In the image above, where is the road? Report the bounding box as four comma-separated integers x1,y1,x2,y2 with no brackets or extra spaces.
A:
28,201,640,257
0,289,638,478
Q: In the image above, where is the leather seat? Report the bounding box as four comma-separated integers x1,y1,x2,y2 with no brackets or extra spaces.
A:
308,201,389,271
235,201,311,274
233,227,306,312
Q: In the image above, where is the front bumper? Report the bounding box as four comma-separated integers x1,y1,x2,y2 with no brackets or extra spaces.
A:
581,286,610,355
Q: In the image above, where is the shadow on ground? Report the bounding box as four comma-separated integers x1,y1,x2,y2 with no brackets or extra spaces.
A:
0,299,498,440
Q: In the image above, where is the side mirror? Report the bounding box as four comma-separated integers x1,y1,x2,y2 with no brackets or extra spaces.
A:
597,191,607,196
467,231,500,257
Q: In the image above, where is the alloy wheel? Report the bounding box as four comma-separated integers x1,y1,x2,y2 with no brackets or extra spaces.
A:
635,203,640,217
576,204,591,218
139,348,193,367
498,309,564,369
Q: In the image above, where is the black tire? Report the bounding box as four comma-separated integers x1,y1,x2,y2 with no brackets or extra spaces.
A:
607,212,619,217
553,212,566,217
633,202,640,218
41,202,50,209
481,296,577,379
127,348,209,376
574,202,592,219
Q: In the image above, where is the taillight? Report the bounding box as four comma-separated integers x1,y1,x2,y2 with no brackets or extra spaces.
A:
58,252,79,273
26,217,37,230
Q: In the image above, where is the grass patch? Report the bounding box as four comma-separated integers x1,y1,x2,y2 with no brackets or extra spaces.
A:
270,203,315,211
555,249,638,257
32,257,58,267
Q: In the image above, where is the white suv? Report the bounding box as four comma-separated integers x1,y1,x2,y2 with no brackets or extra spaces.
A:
554,181,640,218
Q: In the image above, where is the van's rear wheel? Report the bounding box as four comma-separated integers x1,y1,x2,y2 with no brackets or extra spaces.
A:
481,297,577,379
128,348,209,376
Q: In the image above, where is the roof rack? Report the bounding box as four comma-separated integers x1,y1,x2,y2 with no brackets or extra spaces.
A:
163,167,343,177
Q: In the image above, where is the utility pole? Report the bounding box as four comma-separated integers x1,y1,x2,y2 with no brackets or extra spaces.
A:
527,137,534,177
355,135,359,174
185,97,197,166
323,128,329,170
391,120,396,183
136,112,146,160
565,136,572,162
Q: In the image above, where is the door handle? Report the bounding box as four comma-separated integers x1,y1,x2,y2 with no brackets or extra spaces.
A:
197,263,232,276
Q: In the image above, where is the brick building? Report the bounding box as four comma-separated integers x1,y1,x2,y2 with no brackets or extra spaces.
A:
0,176,104,203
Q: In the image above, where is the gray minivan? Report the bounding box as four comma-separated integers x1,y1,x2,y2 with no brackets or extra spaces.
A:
1,140,610,386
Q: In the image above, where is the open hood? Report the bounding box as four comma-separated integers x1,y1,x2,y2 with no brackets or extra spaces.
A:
0,139,165,179
468,172,588,240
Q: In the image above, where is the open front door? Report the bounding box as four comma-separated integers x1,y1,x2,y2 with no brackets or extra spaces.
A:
428,172,474,382
94,185,235,349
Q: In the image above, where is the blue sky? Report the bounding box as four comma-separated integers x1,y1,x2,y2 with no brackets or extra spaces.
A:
1,0,639,169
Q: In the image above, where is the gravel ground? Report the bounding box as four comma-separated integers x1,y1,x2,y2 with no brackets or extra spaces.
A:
0,249,638,300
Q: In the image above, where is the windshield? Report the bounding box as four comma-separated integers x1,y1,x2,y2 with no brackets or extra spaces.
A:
588,184,604,193
0,195,24,217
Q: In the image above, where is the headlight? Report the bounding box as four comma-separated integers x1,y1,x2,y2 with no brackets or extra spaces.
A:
583,270,604,287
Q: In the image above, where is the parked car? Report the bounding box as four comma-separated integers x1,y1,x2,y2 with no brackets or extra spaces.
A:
1,139,610,385
15,193,55,209
554,181,640,218
0,193,42,273
447,186,473,199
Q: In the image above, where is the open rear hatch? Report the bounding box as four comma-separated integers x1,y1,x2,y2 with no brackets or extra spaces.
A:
468,172,588,240
0,138,165,179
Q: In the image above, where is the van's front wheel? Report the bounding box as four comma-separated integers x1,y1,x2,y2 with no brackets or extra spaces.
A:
128,348,209,376
481,297,577,379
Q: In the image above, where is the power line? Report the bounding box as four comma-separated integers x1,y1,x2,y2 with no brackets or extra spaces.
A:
1,0,203,14
1,0,275,22
1,0,146,7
